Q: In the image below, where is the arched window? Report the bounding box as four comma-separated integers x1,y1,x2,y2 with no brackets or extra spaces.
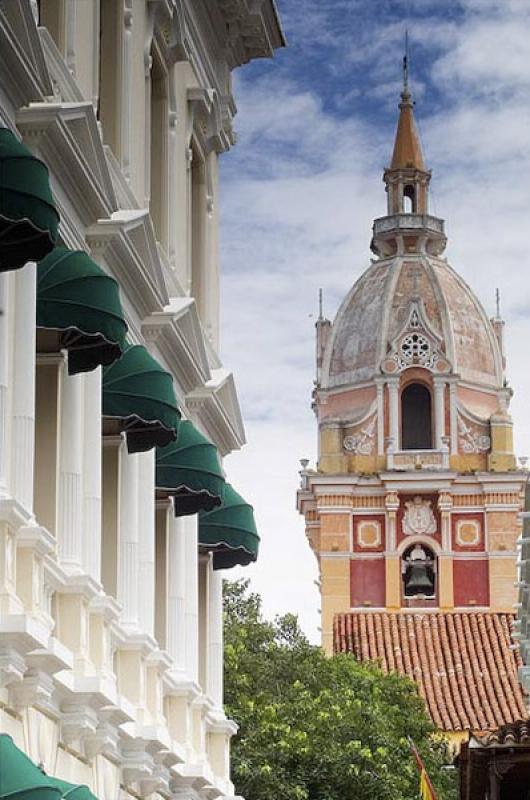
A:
403,184,415,213
402,543,436,598
401,383,432,450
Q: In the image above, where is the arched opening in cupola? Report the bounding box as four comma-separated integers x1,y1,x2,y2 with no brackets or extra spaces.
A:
401,382,432,449
403,184,415,213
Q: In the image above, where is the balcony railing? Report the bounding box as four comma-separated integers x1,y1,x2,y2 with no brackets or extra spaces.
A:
387,447,450,471
373,213,445,237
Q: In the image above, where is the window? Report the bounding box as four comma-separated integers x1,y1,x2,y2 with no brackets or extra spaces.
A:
402,543,436,598
401,383,432,450
150,46,169,249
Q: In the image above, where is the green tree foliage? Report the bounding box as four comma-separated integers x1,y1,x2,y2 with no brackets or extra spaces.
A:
224,579,457,800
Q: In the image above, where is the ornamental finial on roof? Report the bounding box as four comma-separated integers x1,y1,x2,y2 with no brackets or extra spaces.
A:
402,29,411,102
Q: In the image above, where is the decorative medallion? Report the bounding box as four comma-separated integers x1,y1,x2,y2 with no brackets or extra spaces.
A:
458,416,490,454
357,520,382,549
455,518,481,547
402,496,437,536
343,417,376,455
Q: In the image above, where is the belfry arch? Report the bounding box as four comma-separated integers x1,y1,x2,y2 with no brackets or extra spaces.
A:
401,382,432,450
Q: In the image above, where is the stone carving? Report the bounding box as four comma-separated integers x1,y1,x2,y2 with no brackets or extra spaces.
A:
402,496,437,536
458,416,490,454
343,417,376,455
381,300,451,375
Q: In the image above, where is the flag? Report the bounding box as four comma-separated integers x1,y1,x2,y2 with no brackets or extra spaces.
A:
409,739,437,800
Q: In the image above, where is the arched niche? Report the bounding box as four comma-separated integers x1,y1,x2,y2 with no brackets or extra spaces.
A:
402,542,437,599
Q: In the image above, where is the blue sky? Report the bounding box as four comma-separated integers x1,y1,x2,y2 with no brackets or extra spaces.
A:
218,0,530,639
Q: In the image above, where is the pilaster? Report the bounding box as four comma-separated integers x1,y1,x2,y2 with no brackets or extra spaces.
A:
57,366,84,574
82,368,102,581
167,508,187,672
12,263,37,515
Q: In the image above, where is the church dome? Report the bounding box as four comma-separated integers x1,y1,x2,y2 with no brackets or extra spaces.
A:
321,255,503,391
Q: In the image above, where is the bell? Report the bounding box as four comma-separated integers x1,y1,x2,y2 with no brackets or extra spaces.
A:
406,563,434,596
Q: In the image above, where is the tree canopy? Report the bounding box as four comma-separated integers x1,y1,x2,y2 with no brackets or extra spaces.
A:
224,579,457,800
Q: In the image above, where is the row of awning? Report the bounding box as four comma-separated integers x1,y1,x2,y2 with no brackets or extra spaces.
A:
0,127,259,570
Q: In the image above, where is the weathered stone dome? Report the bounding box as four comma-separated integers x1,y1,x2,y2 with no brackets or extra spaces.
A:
321,255,503,391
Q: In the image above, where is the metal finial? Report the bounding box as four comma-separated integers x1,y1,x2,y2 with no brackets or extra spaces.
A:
403,29,409,93
495,288,501,318
318,288,323,320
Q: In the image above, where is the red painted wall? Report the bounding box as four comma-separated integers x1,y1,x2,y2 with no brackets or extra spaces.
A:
453,559,489,607
350,558,385,607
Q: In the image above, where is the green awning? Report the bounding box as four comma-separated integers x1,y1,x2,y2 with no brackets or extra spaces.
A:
199,483,259,570
102,342,180,453
46,778,98,800
156,420,225,516
0,734,62,800
0,128,59,272
37,246,127,375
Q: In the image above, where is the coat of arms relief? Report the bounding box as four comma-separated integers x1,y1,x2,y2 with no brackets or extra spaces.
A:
402,496,437,536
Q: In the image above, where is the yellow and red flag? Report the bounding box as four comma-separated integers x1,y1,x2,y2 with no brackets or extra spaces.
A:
409,739,437,800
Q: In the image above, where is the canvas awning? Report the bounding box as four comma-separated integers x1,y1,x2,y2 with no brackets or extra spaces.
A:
46,778,98,800
102,342,180,453
0,128,59,271
156,420,225,516
199,483,259,570
0,734,62,800
37,246,127,374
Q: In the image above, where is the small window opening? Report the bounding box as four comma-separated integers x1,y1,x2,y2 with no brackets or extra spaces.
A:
403,184,415,213
403,543,436,598
401,383,432,450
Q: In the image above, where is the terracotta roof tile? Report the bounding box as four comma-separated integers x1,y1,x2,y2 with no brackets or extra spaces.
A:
334,611,527,732
475,719,530,746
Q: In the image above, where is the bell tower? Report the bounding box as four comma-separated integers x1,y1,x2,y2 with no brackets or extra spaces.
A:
298,73,525,659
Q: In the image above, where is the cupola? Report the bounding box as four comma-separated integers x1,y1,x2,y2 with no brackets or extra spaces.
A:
371,66,446,258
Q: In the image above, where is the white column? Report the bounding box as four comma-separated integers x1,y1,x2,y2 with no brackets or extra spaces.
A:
0,274,9,495
184,514,199,682
208,566,223,707
57,367,84,572
167,509,187,672
433,380,446,450
137,449,155,637
387,378,399,450
83,369,102,581
12,263,37,514
449,382,458,454
376,380,384,456
118,447,140,629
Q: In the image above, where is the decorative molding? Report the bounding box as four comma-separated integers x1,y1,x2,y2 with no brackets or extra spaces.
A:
0,0,52,107
381,300,451,375
343,416,376,455
142,297,211,396
186,368,245,455
87,210,169,318
458,415,490,454
402,497,437,536
17,101,118,224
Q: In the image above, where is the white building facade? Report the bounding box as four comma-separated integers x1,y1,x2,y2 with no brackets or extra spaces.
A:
0,2,283,798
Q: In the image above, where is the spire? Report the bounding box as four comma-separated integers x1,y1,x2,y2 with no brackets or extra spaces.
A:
389,47,425,171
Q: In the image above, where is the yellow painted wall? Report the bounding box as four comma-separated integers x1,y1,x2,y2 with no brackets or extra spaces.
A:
320,557,350,655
